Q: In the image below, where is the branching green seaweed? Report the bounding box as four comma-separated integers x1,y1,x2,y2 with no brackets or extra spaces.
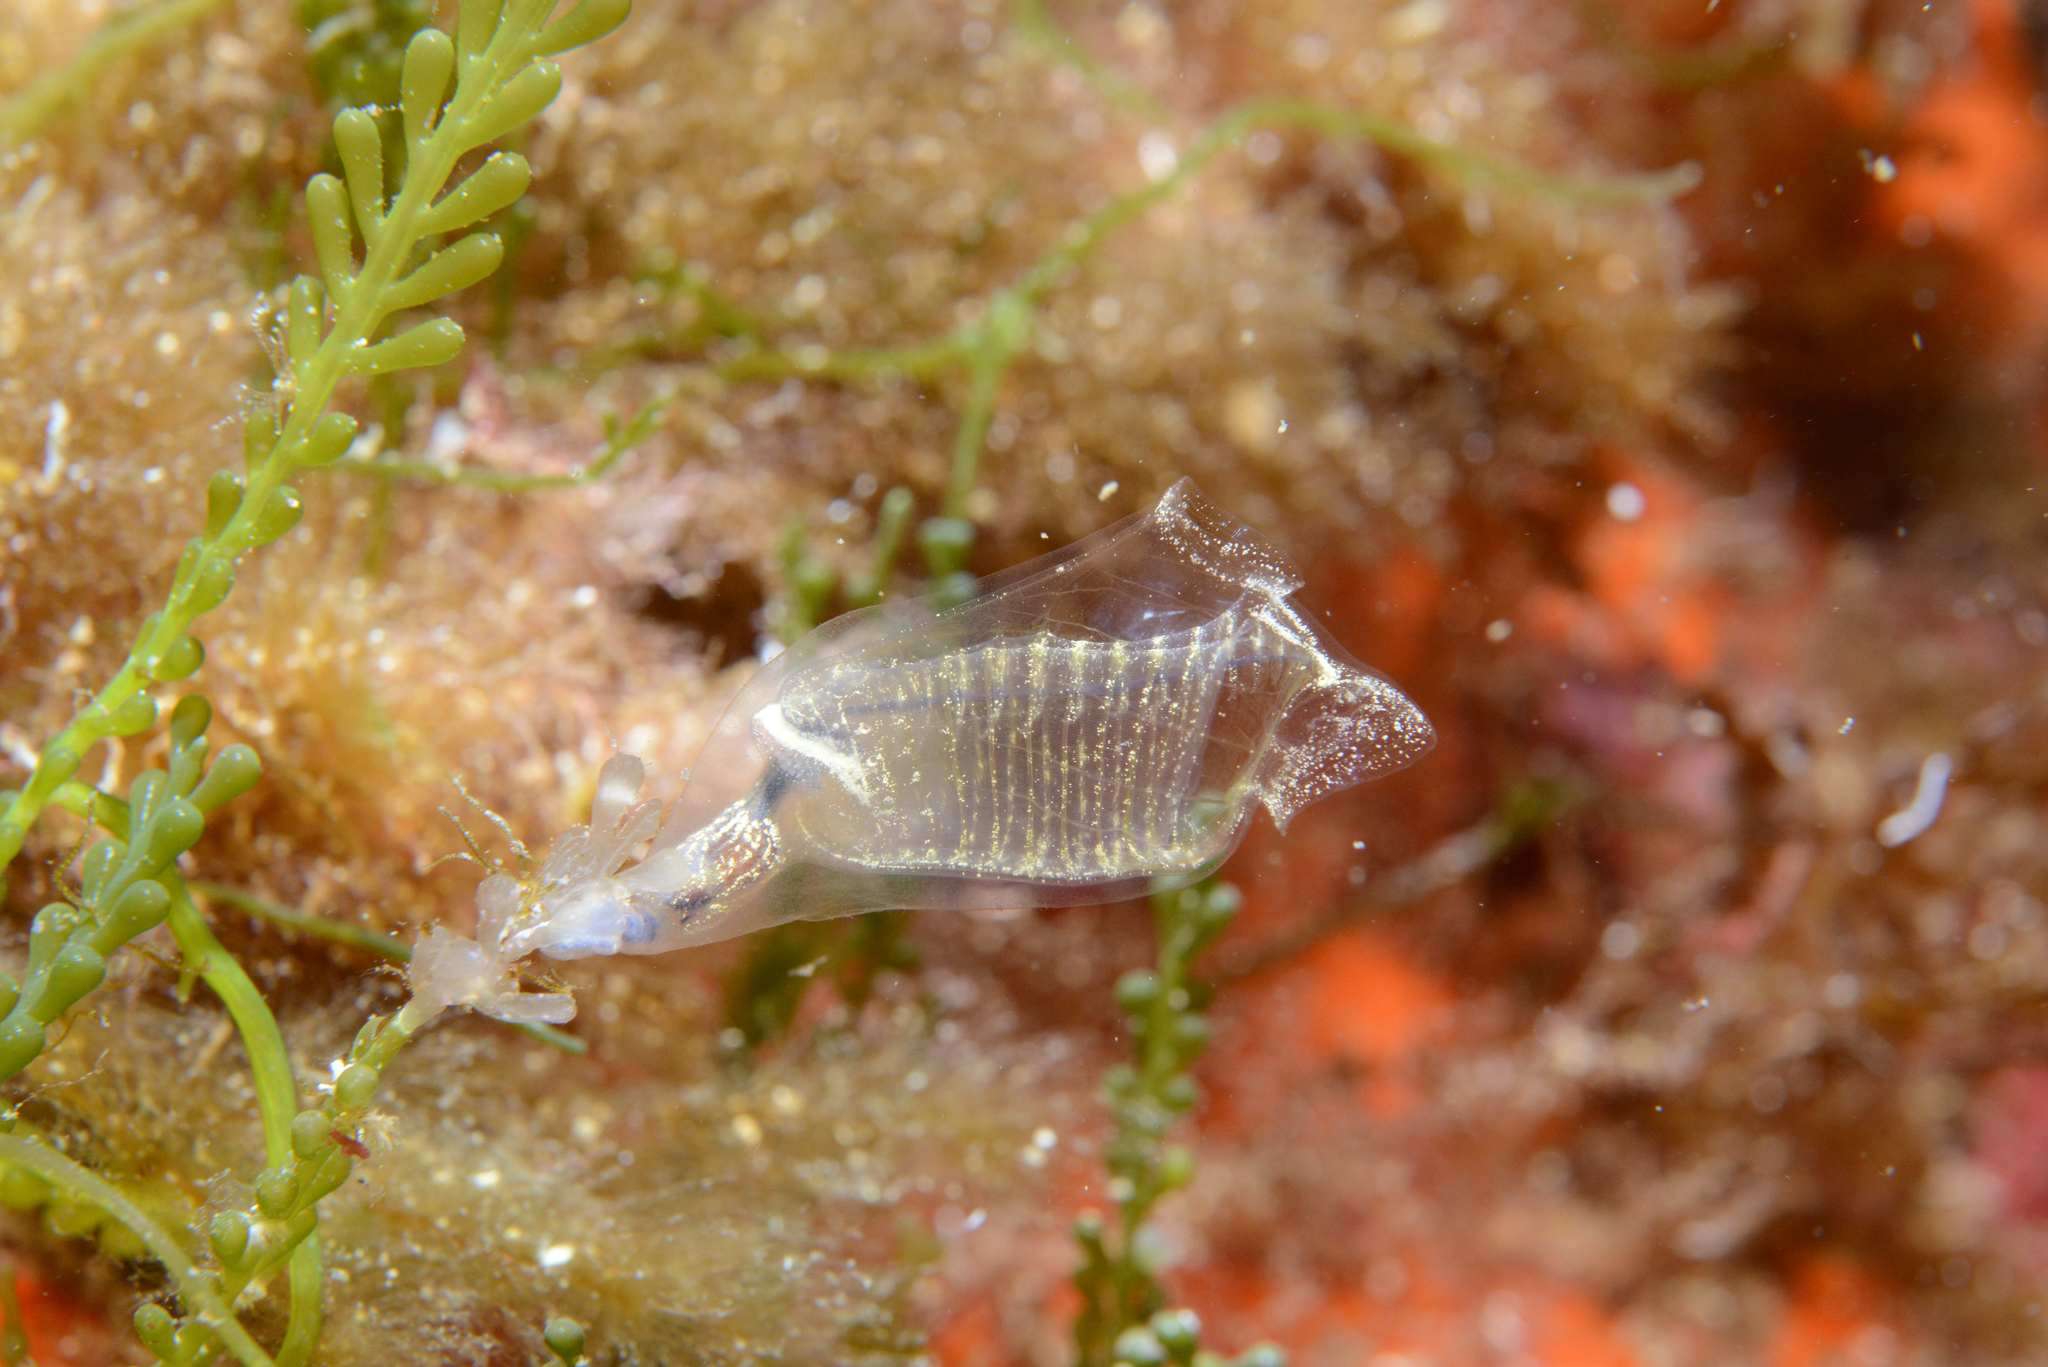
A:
0,2,629,1362
1073,880,1283,1367
0,699,258,1082
0,0,630,881
0,1130,272,1367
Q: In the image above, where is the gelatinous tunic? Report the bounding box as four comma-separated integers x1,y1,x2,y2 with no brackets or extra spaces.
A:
515,479,1435,959
764,613,1315,884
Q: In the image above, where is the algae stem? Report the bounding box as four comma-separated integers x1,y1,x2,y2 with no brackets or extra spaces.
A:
1209,96,1704,204
1574,0,1793,90
163,874,324,1367
0,1267,27,1367
343,391,671,494
944,347,1009,521
192,881,411,962
1010,0,1165,118
715,332,968,384
1017,96,1698,310
0,0,231,148
165,878,302,1165
0,1133,274,1367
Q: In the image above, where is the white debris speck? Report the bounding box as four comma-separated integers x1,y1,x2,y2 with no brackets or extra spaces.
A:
471,1169,501,1190
424,410,470,465
1097,480,1120,502
1605,481,1647,522
1600,920,1642,960
1384,0,1450,43
1876,752,1953,848
1137,131,1179,183
38,399,69,490
1485,619,1513,643
539,1243,575,1269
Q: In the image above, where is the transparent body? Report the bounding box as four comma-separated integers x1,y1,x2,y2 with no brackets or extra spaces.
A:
508,479,1434,959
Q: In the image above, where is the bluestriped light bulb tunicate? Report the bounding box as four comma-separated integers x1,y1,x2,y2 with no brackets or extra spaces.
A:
505,480,1434,960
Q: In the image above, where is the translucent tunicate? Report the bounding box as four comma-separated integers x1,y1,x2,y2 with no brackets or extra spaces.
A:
509,479,1434,958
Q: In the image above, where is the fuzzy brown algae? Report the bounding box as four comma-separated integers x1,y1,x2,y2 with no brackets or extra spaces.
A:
505,480,1433,960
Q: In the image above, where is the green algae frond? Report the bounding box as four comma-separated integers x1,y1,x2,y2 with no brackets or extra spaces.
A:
0,2,628,1362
